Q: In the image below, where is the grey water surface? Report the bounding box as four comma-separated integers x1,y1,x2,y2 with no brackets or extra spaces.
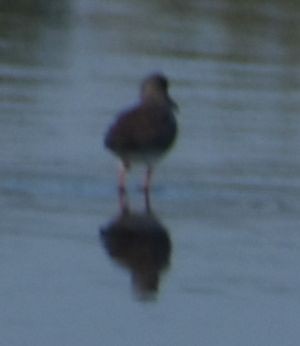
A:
1,0,300,345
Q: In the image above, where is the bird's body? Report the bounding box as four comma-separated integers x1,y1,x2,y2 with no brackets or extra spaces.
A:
105,102,177,166
104,73,178,191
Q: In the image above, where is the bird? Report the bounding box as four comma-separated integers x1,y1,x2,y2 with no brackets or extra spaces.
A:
104,73,178,192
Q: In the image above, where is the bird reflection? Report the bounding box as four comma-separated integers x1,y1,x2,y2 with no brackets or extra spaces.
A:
100,191,172,301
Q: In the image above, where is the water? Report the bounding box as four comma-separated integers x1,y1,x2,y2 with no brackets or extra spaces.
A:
1,0,300,345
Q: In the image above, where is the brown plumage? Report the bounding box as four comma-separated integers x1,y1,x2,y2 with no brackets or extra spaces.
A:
104,73,178,191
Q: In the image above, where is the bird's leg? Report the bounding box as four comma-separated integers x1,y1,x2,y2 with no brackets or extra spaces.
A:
118,161,129,193
143,166,153,193
118,187,129,212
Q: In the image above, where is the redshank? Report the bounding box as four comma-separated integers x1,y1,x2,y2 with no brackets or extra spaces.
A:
104,73,178,192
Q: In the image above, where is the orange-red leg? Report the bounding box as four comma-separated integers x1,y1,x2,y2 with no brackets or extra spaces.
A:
118,163,127,193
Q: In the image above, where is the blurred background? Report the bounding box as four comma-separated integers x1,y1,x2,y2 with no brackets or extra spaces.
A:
0,1,300,345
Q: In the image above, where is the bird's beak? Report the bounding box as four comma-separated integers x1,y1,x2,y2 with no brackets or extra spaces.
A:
168,96,179,111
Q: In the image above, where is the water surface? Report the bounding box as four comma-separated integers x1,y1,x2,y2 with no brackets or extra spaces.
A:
1,1,300,345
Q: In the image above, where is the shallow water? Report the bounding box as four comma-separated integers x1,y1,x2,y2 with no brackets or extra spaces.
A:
1,0,300,345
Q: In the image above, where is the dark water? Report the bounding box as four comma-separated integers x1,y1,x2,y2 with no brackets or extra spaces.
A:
1,0,300,345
